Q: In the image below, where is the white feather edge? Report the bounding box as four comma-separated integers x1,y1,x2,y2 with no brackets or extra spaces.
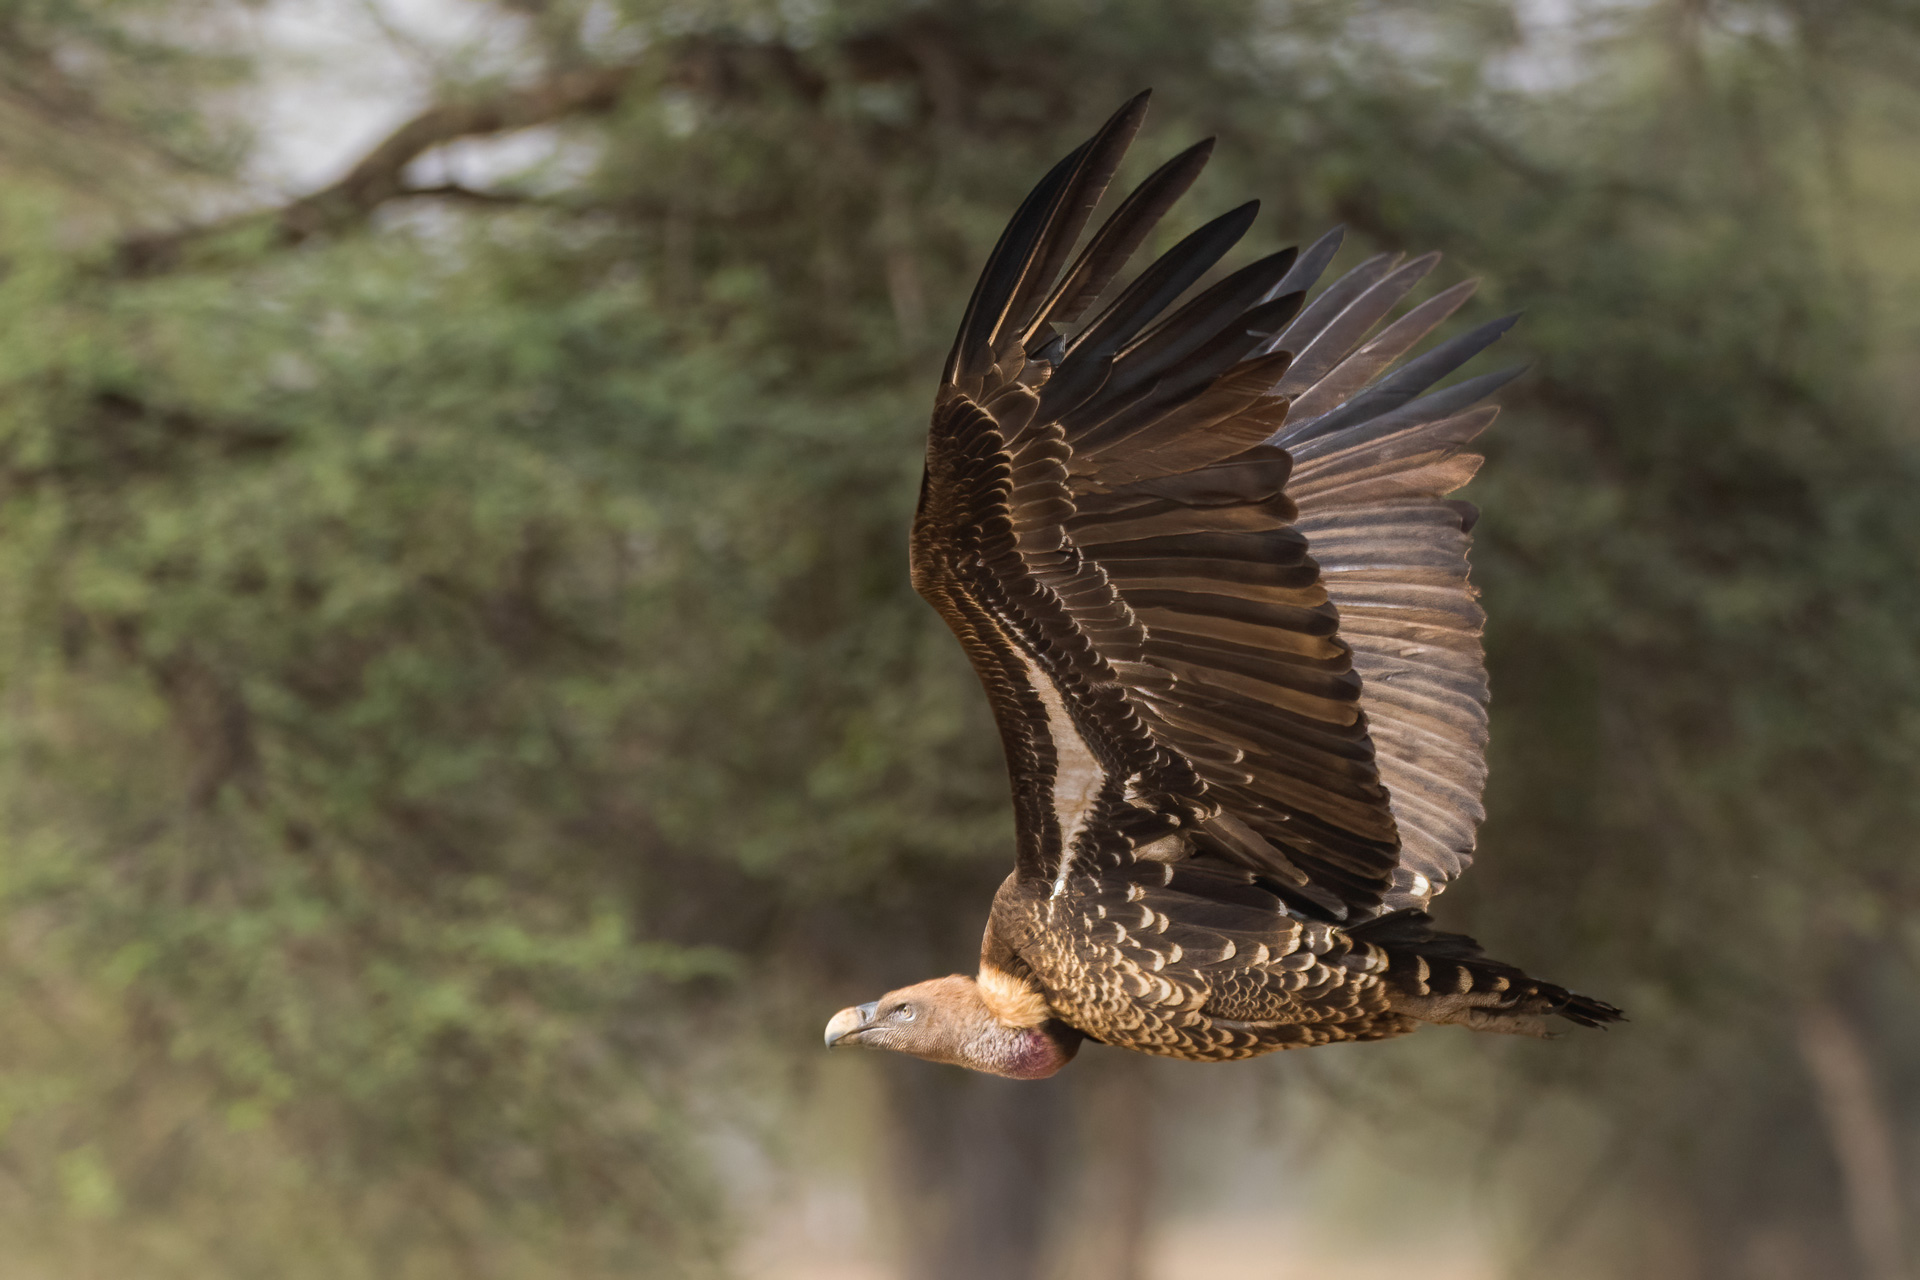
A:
1008,647,1107,898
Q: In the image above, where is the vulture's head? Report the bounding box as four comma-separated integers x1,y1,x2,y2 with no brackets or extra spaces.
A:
824,971,1082,1079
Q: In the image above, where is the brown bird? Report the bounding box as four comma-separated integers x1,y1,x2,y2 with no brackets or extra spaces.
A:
825,93,1621,1079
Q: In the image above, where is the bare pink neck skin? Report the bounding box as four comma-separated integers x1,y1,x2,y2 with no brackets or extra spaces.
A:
965,1022,1080,1079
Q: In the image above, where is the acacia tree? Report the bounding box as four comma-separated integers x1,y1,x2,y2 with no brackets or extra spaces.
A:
0,1,1916,1277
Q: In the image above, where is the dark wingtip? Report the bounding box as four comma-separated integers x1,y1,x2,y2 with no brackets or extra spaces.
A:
1253,287,1307,335
1486,311,1523,339
1101,90,1153,138
1159,137,1218,188
1312,224,1348,253
1153,138,1218,197
1267,225,1345,305
1481,361,1531,394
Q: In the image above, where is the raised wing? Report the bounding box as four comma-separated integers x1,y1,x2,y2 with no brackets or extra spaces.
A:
914,94,1516,920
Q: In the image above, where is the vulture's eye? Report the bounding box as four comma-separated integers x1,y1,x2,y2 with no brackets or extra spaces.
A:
892,1003,916,1022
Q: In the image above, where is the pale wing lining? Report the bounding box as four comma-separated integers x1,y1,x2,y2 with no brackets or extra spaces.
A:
1007,646,1108,898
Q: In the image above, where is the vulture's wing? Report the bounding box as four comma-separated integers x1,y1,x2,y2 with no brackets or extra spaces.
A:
914,94,1514,920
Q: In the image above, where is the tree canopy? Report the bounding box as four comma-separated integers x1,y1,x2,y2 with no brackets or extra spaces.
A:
0,1,1918,1276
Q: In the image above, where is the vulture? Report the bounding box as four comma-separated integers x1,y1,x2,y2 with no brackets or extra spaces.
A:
824,93,1621,1079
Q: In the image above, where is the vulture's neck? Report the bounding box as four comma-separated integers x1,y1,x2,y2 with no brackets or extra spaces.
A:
958,968,1080,1079
960,1013,1080,1079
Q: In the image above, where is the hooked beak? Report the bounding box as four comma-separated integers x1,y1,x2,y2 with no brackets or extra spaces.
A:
824,1001,879,1048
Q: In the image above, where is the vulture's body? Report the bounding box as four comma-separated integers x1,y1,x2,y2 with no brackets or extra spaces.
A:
825,95,1620,1078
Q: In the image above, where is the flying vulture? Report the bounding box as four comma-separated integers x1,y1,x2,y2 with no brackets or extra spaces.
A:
824,93,1621,1079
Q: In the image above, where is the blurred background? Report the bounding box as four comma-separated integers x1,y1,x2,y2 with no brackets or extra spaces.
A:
0,0,1917,1276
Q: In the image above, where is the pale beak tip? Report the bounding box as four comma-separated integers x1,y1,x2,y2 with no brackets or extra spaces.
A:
824,1005,864,1048
824,1000,878,1048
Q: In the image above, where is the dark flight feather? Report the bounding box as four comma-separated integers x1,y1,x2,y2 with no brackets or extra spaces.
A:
1041,201,1262,420
1022,138,1218,350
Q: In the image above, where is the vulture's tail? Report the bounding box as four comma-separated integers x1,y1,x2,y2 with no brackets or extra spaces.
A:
1348,909,1625,1036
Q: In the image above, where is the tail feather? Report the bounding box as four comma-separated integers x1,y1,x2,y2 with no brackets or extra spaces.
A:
1348,909,1624,1035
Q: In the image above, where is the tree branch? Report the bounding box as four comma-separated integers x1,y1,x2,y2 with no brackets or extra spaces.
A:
103,16,1000,278
112,64,636,277
392,182,545,208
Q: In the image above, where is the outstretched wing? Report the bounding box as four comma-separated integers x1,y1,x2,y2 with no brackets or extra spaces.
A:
913,94,1515,920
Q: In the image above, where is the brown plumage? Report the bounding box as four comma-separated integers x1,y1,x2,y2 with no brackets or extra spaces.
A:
825,93,1621,1079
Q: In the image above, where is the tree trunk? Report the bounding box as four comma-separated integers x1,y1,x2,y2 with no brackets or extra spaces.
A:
881,1060,1072,1280
1055,1053,1156,1280
1797,1000,1907,1280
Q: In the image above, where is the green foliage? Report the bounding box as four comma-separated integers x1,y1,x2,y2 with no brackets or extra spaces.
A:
0,0,1916,1276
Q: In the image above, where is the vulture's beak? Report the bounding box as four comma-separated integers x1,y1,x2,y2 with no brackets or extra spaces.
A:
824,1001,879,1047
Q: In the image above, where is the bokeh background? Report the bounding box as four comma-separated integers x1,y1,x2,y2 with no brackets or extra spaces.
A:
0,1,1918,1277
